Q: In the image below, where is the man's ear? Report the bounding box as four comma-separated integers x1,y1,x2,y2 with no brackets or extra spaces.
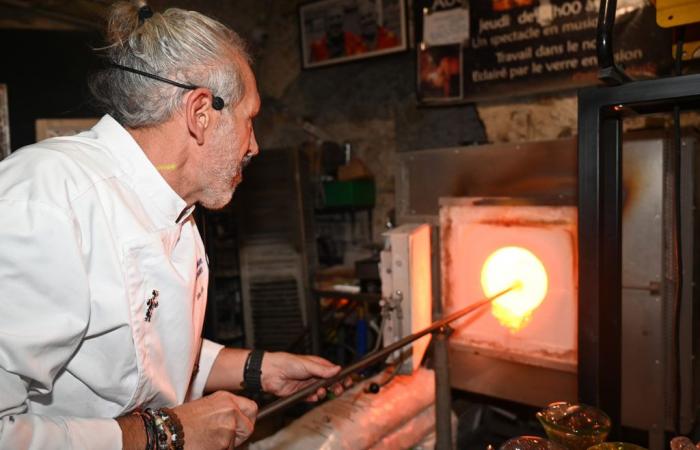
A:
185,88,217,146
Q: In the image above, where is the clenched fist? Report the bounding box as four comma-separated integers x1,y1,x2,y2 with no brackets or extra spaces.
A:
173,391,257,449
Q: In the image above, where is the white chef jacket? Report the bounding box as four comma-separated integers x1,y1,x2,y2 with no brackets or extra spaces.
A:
0,115,224,449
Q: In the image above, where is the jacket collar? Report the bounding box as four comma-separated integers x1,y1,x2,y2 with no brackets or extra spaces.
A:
92,115,195,226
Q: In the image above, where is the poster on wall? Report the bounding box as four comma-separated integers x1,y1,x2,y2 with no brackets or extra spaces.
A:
418,44,463,101
0,84,9,160
416,0,673,104
299,0,407,69
417,2,469,102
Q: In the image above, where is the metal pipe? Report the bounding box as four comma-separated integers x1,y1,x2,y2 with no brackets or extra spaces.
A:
596,0,631,85
433,330,452,450
257,285,514,420
431,225,452,450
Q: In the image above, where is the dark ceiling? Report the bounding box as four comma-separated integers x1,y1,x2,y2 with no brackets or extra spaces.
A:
0,0,114,30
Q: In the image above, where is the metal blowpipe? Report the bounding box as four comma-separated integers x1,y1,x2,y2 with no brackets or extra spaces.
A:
257,285,516,420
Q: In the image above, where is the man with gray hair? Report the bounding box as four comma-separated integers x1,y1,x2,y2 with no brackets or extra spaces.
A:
0,2,344,449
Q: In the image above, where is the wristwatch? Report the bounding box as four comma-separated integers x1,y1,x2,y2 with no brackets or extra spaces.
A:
242,349,264,393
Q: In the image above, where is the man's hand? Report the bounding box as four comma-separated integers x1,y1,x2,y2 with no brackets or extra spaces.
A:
173,391,257,449
261,352,349,401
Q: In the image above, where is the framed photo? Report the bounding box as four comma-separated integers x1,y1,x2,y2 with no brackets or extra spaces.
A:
0,84,9,160
35,118,99,142
299,0,407,69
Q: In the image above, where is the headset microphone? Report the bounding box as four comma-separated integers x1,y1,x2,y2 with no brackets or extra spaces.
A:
110,63,225,110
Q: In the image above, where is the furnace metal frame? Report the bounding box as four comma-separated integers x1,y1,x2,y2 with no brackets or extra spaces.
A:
577,74,700,436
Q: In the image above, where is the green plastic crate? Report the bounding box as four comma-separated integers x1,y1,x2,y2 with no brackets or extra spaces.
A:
322,179,375,208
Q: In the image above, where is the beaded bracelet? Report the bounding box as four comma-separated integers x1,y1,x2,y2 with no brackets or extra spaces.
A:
149,409,169,450
162,408,185,450
143,407,186,450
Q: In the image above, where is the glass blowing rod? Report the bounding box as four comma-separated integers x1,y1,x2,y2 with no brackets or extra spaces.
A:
257,284,515,420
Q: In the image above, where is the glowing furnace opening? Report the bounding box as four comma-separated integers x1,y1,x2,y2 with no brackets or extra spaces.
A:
480,246,548,332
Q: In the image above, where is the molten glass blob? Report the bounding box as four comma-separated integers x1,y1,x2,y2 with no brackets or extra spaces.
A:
481,246,548,332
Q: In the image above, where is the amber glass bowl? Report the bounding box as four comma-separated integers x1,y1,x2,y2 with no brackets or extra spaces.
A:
587,443,647,450
536,402,611,450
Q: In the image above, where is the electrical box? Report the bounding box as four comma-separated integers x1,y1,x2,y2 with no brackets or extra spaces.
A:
379,224,433,374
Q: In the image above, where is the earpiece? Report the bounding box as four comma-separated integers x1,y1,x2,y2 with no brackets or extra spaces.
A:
365,382,380,394
212,96,225,111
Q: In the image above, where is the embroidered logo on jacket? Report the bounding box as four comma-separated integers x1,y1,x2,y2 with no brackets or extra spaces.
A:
145,289,159,322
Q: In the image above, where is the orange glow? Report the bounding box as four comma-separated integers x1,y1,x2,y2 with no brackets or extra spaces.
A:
480,246,548,332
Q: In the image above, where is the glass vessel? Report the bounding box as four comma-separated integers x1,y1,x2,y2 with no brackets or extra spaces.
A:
536,402,611,450
499,435,568,450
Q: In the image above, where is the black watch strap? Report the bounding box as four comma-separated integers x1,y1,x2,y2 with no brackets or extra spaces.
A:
243,349,264,393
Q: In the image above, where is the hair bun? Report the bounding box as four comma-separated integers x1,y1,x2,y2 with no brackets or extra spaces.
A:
105,1,150,48
138,5,153,23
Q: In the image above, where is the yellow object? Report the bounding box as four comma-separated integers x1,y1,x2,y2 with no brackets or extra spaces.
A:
156,163,177,171
673,40,700,60
655,0,700,28
480,246,548,332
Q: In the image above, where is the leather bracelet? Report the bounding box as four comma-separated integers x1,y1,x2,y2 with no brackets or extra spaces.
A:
136,410,156,450
242,349,264,393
